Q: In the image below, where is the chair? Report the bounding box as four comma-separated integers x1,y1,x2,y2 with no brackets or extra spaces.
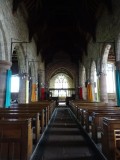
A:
114,130,120,160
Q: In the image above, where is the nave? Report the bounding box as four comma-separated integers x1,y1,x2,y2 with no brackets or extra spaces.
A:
30,106,106,160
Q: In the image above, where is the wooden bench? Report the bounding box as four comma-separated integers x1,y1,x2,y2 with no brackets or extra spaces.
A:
18,100,56,118
70,103,118,132
0,112,40,144
114,129,120,160
0,119,32,160
80,106,118,132
17,102,54,126
0,101,56,160
69,100,116,107
91,112,120,143
102,117,120,160
0,106,47,133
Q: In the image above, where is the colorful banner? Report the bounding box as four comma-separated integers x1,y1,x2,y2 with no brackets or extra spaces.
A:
79,87,83,100
5,70,12,108
116,70,120,106
31,84,36,102
87,83,93,102
41,88,45,100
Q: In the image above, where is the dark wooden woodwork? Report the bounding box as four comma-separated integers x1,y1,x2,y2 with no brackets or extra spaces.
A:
102,118,120,160
0,119,32,160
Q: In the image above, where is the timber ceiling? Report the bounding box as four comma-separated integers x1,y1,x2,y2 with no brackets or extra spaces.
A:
12,0,113,64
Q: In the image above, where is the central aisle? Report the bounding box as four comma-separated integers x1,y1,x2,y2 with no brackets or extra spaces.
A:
30,107,107,160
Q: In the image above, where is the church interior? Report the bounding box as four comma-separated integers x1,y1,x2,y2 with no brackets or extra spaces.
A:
0,0,120,159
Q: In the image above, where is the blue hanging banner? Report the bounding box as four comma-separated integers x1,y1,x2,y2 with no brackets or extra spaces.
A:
116,69,120,107
5,70,12,108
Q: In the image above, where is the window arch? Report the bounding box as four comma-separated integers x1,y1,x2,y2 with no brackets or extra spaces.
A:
55,74,68,89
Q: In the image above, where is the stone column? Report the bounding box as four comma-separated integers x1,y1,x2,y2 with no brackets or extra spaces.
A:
0,60,11,107
96,76,100,102
19,73,29,103
90,70,95,101
99,72,108,103
39,69,45,100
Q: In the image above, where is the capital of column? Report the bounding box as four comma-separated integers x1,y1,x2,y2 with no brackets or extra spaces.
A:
0,60,12,70
116,61,120,70
19,72,29,80
98,72,107,77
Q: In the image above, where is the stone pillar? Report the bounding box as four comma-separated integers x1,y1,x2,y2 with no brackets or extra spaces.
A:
99,72,108,103
19,73,29,103
0,60,11,107
82,81,87,100
39,69,45,100
96,76,100,102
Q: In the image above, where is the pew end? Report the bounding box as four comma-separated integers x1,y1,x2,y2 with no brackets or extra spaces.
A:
114,130,120,160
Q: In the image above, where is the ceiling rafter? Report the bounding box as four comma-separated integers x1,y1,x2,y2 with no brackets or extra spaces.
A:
23,0,36,11
12,0,113,64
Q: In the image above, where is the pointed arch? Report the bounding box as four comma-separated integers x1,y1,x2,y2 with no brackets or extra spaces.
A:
0,20,8,60
12,44,26,73
101,44,111,73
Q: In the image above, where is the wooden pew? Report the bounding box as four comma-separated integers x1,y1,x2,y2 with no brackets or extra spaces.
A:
16,100,56,132
70,103,118,132
0,106,47,133
91,112,120,143
69,100,116,107
0,101,56,160
102,117,120,160
0,112,40,144
79,106,118,132
18,100,56,118
17,102,53,126
0,119,32,160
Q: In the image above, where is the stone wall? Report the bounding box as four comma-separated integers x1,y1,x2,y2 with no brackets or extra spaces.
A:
83,0,120,70
0,0,42,105
0,0,40,69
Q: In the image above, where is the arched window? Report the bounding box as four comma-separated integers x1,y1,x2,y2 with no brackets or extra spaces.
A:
55,74,68,89
54,74,69,97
